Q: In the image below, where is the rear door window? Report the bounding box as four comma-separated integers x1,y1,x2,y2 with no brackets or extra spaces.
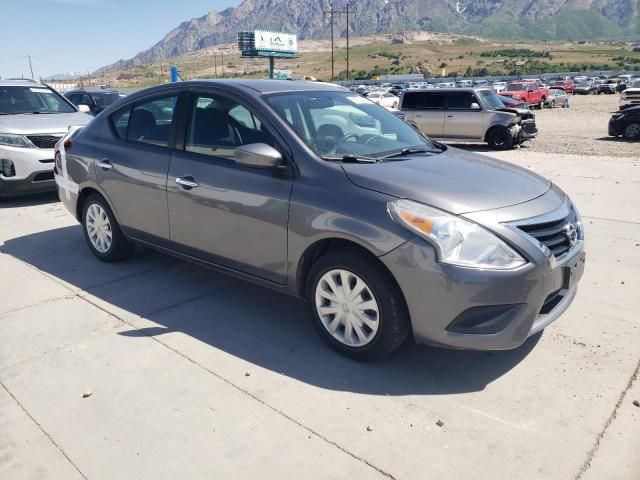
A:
403,92,444,109
111,95,178,147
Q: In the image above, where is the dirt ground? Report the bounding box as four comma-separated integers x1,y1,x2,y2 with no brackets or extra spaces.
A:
522,93,635,158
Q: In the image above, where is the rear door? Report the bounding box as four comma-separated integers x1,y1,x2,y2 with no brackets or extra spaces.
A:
443,92,484,139
96,93,180,243
403,92,445,137
166,90,293,284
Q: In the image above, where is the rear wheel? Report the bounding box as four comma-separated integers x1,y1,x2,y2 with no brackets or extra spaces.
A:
307,248,410,360
486,127,513,150
623,122,640,140
82,194,133,262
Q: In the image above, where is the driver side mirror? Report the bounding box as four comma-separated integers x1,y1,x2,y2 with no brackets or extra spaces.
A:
77,104,91,113
470,102,481,110
234,143,284,169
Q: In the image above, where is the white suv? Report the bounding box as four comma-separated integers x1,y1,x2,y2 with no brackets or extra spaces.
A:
0,80,90,198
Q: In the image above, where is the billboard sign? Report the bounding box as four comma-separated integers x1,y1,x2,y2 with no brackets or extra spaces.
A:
254,30,297,54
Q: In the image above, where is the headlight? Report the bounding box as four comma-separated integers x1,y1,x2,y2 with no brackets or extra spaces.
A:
0,133,32,148
389,199,526,270
621,92,627,100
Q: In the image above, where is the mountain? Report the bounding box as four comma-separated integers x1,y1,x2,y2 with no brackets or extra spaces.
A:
98,0,639,73
44,72,84,81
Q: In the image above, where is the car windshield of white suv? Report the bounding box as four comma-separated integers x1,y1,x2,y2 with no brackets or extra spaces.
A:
266,91,442,161
0,86,76,115
630,80,640,88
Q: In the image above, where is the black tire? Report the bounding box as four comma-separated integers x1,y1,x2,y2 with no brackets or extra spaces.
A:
623,122,640,141
306,247,410,360
486,127,513,150
549,100,556,108
81,194,133,262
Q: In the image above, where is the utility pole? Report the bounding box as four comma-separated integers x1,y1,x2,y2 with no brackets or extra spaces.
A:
323,3,335,81
323,2,356,82
27,54,34,79
214,54,218,78
345,2,355,81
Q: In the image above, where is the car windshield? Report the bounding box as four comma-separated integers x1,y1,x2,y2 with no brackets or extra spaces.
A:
506,84,525,91
577,83,589,87
476,89,504,110
265,91,442,160
91,92,122,108
630,80,640,88
0,86,75,114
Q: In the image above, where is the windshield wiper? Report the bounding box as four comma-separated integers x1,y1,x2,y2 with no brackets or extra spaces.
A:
381,147,438,159
323,154,379,163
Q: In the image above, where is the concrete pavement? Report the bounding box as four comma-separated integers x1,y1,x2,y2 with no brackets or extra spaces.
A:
1,149,638,479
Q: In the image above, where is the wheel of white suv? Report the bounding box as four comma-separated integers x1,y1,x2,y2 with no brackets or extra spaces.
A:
623,122,640,140
82,194,133,262
307,248,410,360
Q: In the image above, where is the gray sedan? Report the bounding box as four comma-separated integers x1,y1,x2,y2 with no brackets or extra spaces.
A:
54,80,585,359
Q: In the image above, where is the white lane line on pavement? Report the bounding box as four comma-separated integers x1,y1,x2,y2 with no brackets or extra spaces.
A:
0,381,88,480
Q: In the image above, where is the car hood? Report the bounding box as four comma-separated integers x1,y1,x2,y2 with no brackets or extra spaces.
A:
342,147,551,214
0,112,91,135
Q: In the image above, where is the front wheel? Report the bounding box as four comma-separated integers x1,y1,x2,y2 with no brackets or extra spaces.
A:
82,194,133,262
549,100,556,108
486,127,513,150
307,248,410,360
623,122,640,140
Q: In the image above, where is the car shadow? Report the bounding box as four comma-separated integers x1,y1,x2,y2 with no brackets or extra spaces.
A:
2,225,540,396
595,136,635,143
448,143,532,153
0,191,59,209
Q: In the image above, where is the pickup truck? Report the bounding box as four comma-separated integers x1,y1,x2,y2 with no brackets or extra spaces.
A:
500,81,549,109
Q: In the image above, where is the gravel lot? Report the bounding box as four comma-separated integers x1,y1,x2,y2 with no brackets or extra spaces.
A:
523,93,635,158
1,92,639,480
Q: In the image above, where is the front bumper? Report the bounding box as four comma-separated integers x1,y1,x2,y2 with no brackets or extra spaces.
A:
0,144,57,197
380,188,585,350
0,170,56,197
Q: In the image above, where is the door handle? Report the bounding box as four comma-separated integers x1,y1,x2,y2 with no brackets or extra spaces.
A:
447,115,454,118
96,159,113,170
175,176,199,189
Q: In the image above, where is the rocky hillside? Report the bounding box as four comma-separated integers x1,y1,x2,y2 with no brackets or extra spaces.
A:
98,0,639,72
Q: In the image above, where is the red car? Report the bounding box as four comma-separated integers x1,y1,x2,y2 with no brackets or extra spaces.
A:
500,81,549,109
550,80,575,94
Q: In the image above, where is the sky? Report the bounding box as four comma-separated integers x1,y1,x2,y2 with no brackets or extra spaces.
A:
0,0,241,79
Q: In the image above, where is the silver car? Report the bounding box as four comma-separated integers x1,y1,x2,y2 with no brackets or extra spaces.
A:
0,80,91,197
400,87,537,149
55,80,585,360
546,88,569,108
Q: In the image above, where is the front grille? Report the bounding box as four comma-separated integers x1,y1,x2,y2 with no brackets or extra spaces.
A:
32,171,54,182
518,209,579,258
521,120,538,135
26,135,63,149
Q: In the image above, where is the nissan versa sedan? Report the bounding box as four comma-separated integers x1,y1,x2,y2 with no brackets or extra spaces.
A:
55,80,586,360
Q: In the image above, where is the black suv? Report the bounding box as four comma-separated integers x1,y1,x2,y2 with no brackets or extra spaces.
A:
65,88,124,116
609,105,640,140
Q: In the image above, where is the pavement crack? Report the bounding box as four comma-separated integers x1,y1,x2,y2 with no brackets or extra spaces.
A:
574,354,640,479
75,292,396,479
0,381,88,480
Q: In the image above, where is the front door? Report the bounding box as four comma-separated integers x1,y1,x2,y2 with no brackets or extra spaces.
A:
167,92,293,284
443,91,484,139
96,94,179,242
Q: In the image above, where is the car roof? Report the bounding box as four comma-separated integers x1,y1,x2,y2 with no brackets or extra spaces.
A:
66,88,121,94
0,79,48,88
121,79,347,101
